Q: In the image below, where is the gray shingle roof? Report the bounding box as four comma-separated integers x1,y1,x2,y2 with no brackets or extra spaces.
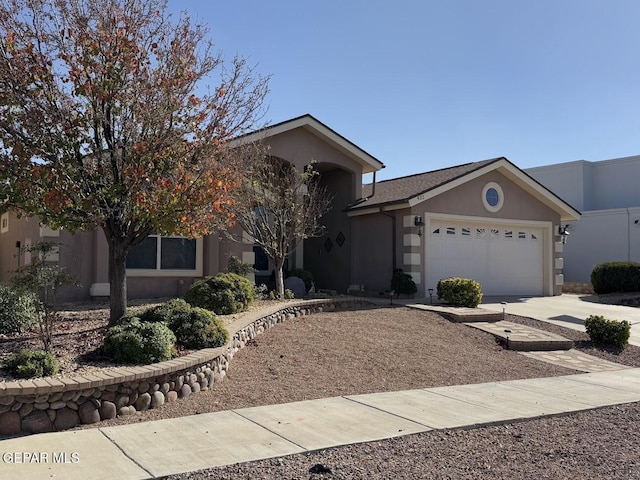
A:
351,157,503,210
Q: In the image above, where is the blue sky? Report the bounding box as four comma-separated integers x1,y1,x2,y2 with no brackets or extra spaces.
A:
169,1,640,181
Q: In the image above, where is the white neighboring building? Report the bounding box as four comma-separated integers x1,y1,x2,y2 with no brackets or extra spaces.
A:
526,155,640,284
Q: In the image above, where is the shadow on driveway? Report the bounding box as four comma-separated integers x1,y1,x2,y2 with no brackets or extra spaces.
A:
549,315,585,326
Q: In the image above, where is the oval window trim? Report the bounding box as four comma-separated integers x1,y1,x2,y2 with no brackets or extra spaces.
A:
482,182,504,212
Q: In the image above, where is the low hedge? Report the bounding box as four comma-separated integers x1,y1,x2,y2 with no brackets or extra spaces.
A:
437,277,483,308
584,314,631,349
591,261,640,295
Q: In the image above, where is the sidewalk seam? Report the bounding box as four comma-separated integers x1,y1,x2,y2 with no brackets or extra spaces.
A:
230,409,309,451
98,428,157,479
342,395,435,430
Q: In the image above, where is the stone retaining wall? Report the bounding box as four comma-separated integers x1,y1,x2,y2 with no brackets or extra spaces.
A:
0,298,374,436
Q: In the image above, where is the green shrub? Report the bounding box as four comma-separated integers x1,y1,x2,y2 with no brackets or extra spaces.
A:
169,306,229,349
437,277,483,308
5,349,59,378
139,298,192,325
119,298,229,349
254,283,269,300
591,261,640,295
584,315,631,348
103,317,176,364
390,270,418,295
287,268,314,292
184,273,255,314
0,283,42,335
284,288,295,299
226,255,255,277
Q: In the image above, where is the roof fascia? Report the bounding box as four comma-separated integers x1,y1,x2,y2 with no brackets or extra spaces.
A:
406,158,580,221
228,115,385,174
346,201,411,217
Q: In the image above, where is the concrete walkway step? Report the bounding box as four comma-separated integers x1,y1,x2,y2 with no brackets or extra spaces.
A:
465,320,574,351
406,303,502,322
519,349,633,373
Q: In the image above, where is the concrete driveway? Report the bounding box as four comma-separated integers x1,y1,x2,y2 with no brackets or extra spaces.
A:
480,294,640,347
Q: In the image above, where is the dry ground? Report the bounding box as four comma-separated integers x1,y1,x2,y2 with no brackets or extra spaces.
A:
2,300,640,478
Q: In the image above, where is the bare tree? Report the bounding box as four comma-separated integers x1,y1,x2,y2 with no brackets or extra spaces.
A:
228,144,332,298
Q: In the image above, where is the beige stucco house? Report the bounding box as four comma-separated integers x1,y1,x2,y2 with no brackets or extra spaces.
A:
0,115,580,301
348,157,580,296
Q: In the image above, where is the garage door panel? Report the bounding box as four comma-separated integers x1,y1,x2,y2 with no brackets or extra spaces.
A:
428,220,543,296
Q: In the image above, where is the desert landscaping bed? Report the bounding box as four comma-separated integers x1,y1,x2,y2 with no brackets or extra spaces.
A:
2,301,640,478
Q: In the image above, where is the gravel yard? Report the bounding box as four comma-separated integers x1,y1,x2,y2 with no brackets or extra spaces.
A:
2,301,640,478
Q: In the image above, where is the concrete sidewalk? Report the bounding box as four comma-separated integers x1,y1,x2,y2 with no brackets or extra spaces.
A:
2,368,640,480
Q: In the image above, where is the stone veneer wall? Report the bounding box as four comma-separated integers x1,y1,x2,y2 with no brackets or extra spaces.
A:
0,298,373,436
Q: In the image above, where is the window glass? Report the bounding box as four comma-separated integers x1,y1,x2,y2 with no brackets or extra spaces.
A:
126,236,157,269
161,238,196,270
485,188,499,206
253,246,269,271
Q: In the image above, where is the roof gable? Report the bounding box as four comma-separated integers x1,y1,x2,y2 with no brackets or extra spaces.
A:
350,157,581,222
229,114,385,174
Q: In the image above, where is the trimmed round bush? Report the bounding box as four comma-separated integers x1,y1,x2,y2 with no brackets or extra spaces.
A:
169,306,229,349
585,314,631,348
185,273,255,314
103,317,176,364
591,261,640,295
0,283,42,335
391,270,418,295
139,298,192,325
5,349,59,379
437,277,483,308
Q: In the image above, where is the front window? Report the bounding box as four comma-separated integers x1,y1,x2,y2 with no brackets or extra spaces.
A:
126,235,201,276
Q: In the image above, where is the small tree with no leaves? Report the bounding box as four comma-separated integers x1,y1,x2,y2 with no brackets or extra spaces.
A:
228,144,332,298
11,242,78,352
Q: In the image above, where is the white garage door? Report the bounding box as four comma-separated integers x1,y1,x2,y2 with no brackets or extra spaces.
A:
427,220,544,296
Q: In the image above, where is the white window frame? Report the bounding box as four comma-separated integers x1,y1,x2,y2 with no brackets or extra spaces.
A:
482,182,504,212
126,235,203,277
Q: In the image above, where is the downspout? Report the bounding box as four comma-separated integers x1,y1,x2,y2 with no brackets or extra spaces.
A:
369,171,376,200
345,171,377,209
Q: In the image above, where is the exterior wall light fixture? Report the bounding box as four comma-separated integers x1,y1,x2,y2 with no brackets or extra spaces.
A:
414,216,425,237
558,225,570,244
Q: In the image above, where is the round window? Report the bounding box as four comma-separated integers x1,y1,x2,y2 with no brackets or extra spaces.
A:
482,182,504,212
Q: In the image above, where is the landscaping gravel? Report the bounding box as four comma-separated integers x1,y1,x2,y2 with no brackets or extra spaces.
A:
81,305,640,479
4,302,640,478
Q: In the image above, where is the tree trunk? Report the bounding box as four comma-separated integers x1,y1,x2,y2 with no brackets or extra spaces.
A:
108,240,128,327
275,257,285,299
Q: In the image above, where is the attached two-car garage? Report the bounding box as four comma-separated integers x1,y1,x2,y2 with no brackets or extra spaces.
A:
350,157,580,298
426,217,547,296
